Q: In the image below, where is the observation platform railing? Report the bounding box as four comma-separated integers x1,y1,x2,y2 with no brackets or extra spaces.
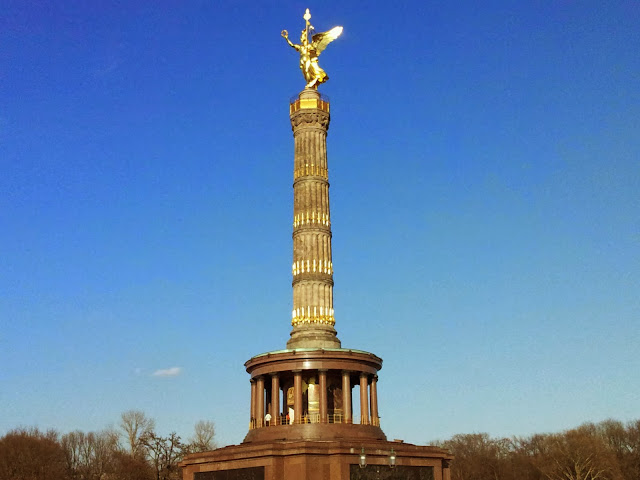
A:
289,93,330,114
249,414,379,429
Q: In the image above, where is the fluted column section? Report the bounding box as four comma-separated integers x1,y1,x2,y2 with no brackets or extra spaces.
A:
271,374,280,426
342,370,352,424
249,379,256,429
287,88,341,349
319,369,328,423
359,373,369,425
370,375,379,427
293,370,303,424
256,376,264,428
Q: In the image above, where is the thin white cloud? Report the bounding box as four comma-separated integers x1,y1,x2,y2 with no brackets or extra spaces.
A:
152,367,182,377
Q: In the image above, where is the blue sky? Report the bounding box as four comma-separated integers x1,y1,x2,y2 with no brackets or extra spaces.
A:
1,1,638,447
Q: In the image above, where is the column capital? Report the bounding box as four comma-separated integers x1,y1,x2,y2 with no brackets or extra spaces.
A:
290,110,330,131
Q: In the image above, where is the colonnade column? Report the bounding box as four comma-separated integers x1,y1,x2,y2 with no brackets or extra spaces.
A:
271,374,280,426
319,370,328,423
293,370,303,424
370,375,379,427
342,371,352,424
250,379,256,429
255,376,265,428
359,373,369,425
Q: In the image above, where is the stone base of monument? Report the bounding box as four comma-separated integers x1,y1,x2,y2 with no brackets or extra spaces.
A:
287,324,342,350
180,439,452,480
179,348,452,479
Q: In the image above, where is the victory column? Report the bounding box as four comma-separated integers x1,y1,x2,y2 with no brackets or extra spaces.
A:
180,10,453,480
282,9,343,349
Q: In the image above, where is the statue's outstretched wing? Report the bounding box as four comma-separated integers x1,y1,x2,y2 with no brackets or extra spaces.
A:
311,26,343,55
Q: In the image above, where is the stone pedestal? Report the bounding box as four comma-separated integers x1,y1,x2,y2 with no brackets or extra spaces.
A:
287,324,341,349
181,440,453,480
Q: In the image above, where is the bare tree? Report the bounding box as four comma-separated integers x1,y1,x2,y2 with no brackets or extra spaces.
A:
120,410,155,457
111,450,155,480
624,419,640,480
140,431,185,480
595,419,640,480
189,420,216,453
61,428,119,480
533,425,622,480
441,432,515,480
0,428,68,480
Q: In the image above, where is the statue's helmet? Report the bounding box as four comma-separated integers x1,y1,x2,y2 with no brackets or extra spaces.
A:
300,30,307,43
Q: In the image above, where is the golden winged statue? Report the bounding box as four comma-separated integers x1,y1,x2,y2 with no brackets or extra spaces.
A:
281,9,343,89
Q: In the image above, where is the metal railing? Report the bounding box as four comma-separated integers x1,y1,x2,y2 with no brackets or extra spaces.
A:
250,414,379,429
290,93,330,104
288,94,330,114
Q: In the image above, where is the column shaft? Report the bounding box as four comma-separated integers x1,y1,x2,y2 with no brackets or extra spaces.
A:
319,370,328,423
294,371,303,424
250,380,256,429
342,371,352,424
289,90,338,341
256,376,264,428
370,375,379,427
359,373,369,425
271,374,280,426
